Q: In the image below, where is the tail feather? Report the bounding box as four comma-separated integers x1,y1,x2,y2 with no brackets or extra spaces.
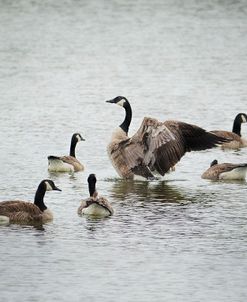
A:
237,163,247,168
48,155,61,160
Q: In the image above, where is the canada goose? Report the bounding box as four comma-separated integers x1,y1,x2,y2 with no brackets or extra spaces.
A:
201,159,247,180
106,96,229,180
77,174,113,217
0,180,61,224
48,133,85,172
210,113,247,149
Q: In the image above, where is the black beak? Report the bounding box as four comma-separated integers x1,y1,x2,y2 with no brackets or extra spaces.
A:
106,99,115,103
54,186,62,192
81,137,85,141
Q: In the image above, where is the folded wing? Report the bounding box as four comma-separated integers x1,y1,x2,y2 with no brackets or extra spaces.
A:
0,201,42,222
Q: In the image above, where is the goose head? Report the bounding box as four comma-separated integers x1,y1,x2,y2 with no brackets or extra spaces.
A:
210,159,218,167
72,133,85,143
106,96,129,108
42,179,62,192
232,113,247,136
69,133,85,158
234,113,247,124
88,174,97,197
106,96,132,134
34,180,61,211
240,113,247,123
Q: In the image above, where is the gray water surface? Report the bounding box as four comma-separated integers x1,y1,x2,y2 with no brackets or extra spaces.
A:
0,0,247,301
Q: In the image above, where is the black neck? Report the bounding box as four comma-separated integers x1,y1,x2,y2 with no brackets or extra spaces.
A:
34,183,47,212
88,181,96,197
119,102,132,134
70,137,77,157
232,116,242,136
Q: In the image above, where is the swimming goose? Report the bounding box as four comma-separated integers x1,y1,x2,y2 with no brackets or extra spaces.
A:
210,113,247,149
201,159,247,180
48,133,85,172
0,180,61,224
77,174,113,217
106,96,229,180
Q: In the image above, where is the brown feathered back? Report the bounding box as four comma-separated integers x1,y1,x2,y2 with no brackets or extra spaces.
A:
59,155,84,171
0,201,43,223
210,130,244,149
201,162,247,180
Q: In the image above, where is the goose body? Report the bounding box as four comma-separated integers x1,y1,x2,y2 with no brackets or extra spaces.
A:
211,113,247,149
0,180,61,224
77,174,113,217
201,159,247,180
48,133,85,172
106,96,229,180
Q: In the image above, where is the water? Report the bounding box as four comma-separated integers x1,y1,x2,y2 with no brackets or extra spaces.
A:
1,0,247,301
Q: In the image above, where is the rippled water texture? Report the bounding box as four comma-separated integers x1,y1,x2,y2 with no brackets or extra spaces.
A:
0,0,247,301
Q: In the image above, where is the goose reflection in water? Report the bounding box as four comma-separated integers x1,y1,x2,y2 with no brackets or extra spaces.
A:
107,179,188,204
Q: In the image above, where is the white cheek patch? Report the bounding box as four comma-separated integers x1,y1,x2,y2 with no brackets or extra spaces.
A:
241,114,247,123
76,134,82,141
117,99,125,107
45,181,53,191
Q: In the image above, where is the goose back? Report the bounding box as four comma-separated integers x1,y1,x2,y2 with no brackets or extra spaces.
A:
201,163,247,180
78,197,113,216
210,130,244,149
0,201,45,223
48,155,84,172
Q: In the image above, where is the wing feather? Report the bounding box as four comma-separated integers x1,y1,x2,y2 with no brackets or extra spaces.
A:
59,156,78,165
210,130,241,141
109,118,229,178
167,121,229,151
0,201,42,223
97,197,114,215
121,117,181,176
59,155,83,171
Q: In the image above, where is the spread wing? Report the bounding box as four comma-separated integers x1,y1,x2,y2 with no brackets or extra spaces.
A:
117,118,228,177
166,121,228,152
112,117,181,177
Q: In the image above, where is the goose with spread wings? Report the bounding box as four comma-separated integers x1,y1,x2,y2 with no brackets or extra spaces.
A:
106,96,229,180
